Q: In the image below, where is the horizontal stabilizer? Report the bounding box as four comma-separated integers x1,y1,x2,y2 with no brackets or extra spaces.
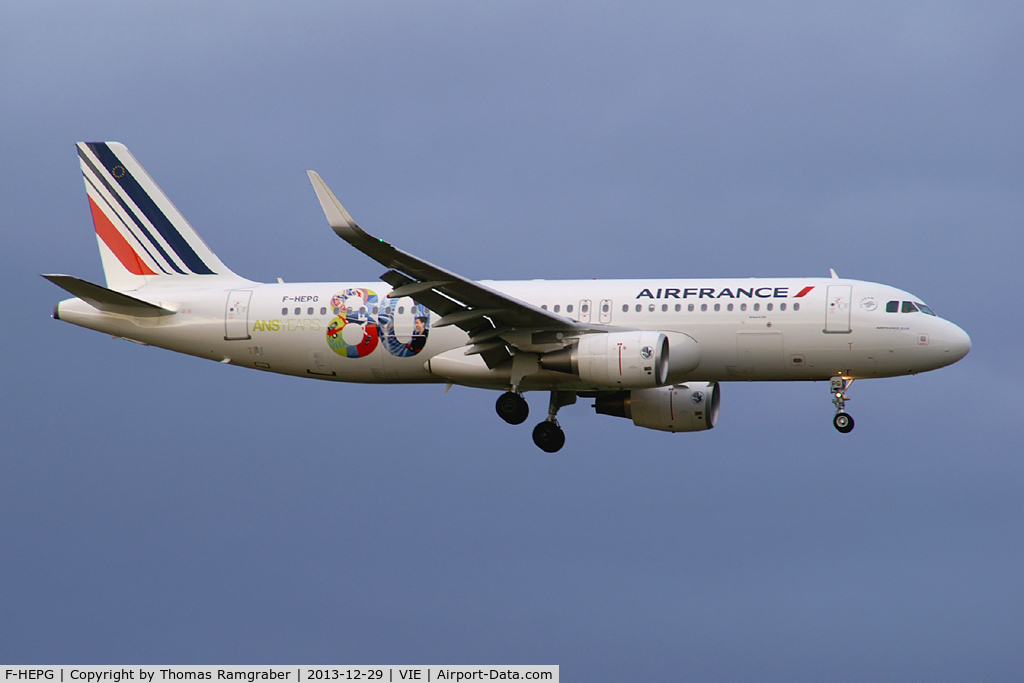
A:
42,274,176,317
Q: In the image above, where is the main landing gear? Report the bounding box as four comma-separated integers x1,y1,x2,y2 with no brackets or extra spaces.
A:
496,391,529,425
495,389,576,452
831,376,855,433
532,421,565,453
533,391,576,453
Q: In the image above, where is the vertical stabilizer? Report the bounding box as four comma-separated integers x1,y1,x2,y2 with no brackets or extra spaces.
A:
77,142,237,291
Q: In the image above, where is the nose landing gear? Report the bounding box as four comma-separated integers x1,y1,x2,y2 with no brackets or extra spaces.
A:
831,376,855,433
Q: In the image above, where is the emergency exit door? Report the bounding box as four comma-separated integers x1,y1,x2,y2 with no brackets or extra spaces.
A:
599,299,613,324
578,299,592,324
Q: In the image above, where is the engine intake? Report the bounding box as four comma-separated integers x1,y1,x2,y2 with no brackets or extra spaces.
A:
594,382,720,432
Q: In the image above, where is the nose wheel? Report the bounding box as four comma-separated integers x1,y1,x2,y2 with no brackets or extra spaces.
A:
833,412,854,433
831,376,855,433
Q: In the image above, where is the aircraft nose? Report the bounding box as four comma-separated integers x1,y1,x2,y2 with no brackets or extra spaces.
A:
945,321,971,363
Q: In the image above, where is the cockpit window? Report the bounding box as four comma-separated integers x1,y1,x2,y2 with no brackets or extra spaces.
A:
901,301,919,313
916,303,936,316
886,301,899,313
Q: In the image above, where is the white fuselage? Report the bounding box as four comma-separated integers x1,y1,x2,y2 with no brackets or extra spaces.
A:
55,276,972,391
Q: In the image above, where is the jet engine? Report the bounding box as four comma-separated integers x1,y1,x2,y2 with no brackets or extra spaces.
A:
540,330,668,388
593,382,720,432
540,330,700,389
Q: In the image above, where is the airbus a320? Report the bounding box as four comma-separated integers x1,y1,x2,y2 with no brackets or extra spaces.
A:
46,143,971,451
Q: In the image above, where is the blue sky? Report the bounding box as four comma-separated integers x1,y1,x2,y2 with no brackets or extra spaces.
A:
2,2,1022,680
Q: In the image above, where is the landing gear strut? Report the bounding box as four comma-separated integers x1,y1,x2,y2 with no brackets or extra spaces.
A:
831,376,855,433
496,391,529,425
532,391,576,453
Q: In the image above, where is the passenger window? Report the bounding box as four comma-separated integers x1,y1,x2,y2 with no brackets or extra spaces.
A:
793,303,799,311
700,303,707,312
281,307,288,315
320,307,327,315
553,304,560,313
581,304,589,313
567,304,574,313
541,304,548,310
780,303,786,311
649,304,655,312
902,301,918,313
727,303,734,311
753,303,760,311
602,303,609,313
713,303,720,311
675,304,681,312
294,307,301,315
688,304,694,312
886,301,899,313
635,304,642,312
662,304,668,312
766,303,773,311
307,307,314,315
398,306,405,314
622,304,628,312
740,303,747,311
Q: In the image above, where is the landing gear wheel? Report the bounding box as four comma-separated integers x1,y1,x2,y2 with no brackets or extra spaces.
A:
532,421,566,453
833,412,854,434
496,391,529,425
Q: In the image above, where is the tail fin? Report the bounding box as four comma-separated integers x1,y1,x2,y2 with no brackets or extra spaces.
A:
77,142,237,291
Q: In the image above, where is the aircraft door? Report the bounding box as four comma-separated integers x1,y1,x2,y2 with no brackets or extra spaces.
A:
224,290,253,340
578,299,592,323
599,299,613,324
824,285,852,333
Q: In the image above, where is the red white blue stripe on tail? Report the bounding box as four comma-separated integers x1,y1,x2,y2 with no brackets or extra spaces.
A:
78,142,235,290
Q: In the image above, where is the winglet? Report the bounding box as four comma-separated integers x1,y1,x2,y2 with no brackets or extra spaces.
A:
307,171,360,237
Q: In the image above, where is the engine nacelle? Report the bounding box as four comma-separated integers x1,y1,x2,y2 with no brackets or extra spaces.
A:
661,331,701,383
540,330,701,389
541,330,668,389
593,382,720,432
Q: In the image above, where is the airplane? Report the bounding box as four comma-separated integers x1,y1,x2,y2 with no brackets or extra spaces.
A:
45,142,972,452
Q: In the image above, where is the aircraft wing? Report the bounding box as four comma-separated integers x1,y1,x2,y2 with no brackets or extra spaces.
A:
308,172,590,368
